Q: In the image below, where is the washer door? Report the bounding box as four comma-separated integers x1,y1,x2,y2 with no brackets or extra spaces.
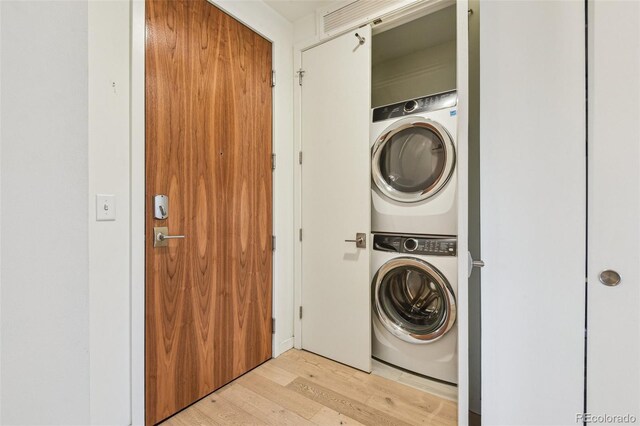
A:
372,118,455,203
373,257,456,343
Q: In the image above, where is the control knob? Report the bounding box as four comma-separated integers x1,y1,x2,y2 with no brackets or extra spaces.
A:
404,100,418,113
403,238,418,252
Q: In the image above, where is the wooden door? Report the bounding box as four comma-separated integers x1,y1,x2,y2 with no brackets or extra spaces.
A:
300,27,372,372
145,1,273,424
587,0,640,419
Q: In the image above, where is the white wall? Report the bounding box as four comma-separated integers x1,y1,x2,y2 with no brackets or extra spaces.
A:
293,13,318,45
88,1,131,424
480,1,586,424
1,1,90,424
372,40,456,107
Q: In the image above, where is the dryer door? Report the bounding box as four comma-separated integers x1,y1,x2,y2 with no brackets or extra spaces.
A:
373,257,456,343
372,118,455,203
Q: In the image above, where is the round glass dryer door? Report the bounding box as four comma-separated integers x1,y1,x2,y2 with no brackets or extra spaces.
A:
372,257,456,343
372,118,455,203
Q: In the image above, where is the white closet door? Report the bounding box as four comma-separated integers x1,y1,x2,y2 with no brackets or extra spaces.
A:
480,2,586,424
587,1,640,419
300,27,372,371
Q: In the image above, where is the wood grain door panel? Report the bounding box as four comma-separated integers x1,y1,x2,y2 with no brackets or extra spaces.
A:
145,1,272,424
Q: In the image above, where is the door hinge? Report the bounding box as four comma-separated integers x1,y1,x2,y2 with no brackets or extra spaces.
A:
271,318,276,334
271,70,276,87
297,69,305,86
272,235,276,251
271,153,276,170
298,151,303,164
299,228,302,241
299,306,303,319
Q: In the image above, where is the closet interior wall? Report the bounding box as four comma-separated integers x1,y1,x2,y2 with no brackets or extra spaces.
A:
371,5,457,108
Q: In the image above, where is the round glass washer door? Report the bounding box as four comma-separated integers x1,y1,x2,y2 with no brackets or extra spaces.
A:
372,257,456,344
372,118,455,203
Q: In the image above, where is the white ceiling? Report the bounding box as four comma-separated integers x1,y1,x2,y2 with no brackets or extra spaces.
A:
264,0,339,22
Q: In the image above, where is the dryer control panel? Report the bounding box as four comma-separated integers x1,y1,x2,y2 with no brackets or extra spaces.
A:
372,90,458,122
373,234,457,256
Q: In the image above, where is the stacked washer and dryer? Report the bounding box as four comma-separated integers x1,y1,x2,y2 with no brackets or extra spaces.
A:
370,90,459,384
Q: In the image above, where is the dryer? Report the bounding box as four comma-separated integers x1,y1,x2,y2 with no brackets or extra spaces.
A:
371,90,458,236
371,233,458,384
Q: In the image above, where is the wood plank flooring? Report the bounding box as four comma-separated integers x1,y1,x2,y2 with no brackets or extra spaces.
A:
162,349,457,426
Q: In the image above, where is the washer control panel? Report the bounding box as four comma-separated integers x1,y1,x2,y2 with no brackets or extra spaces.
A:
373,234,457,256
372,90,457,122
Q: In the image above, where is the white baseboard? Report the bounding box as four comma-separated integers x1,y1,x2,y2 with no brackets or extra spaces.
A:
275,337,294,357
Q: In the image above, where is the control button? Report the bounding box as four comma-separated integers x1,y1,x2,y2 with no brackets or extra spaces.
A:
403,238,418,252
403,100,418,113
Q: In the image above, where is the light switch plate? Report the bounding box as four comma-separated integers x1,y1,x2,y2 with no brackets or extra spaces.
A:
96,194,116,221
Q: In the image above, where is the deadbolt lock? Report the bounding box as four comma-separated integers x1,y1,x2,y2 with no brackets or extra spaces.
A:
154,195,169,220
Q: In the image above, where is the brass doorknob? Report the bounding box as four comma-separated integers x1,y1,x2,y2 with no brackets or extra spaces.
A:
599,269,621,287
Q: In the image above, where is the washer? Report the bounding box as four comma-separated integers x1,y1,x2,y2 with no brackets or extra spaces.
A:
371,233,458,384
371,90,458,236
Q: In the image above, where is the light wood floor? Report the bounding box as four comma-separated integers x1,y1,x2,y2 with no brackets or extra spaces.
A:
162,349,457,426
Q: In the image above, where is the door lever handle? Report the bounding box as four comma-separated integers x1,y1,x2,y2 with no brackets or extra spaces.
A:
157,233,185,241
345,232,367,248
154,226,186,247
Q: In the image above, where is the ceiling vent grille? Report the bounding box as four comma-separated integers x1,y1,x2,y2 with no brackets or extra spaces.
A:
322,0,405,34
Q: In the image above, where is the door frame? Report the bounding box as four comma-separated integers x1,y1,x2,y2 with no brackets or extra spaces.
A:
293,0,470,423
455,1,470,423
130,1,293,423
